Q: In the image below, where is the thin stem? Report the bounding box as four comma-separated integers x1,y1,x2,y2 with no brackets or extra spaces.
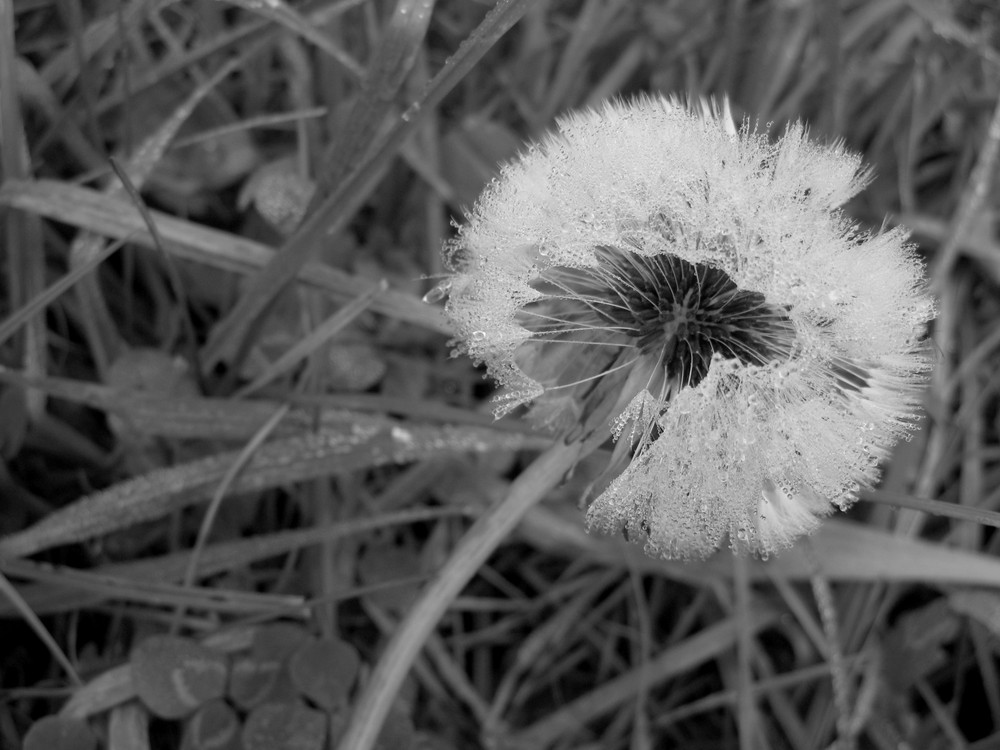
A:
543,355,640,391
733,553,756,750
805,540,855,750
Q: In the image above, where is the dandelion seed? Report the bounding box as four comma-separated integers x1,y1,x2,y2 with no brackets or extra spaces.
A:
442,95,935,559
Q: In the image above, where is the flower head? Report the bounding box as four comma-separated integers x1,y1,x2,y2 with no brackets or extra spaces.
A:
442,96,934,559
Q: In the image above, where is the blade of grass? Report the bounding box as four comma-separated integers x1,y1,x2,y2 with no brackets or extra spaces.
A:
805,542,855,749
0,237,124,350
968,622,1000,726
121,508,463,584
278,392,535,432
38,0,154,89
363,594,493,727
742,4,810,120
57,0,101,147
934,93,1000,283
0,422,537,559
0,0,47,417
0,366,299,439
217,0,363,77
956,313,986,550
172,403,290,630
109,156,203,385
733,550,756,750
169,106,328,150
1,559,305,616
235,281,385,397
0,366,528,441
518,505,1000,586
0,507,467,617
627,563,655,749
310,0,437,206
15,56,106,172
651,660,857,732
861,488,1000,530
817,0,844,136
765,572,830,661
906,0,1000,66
0,570,82,686
60,664,135,720
535,0,611,126
111,158,204,376
483,571,618,735
914,678,969,748
508,608,777,749
0,179,450,334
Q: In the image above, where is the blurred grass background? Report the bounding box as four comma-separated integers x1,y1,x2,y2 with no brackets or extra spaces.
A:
2,0,1000,748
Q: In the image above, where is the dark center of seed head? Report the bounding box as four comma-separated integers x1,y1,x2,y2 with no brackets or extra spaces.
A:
594,248,792,388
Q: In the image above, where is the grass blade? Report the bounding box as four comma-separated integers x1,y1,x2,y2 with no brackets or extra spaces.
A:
0,422,537,559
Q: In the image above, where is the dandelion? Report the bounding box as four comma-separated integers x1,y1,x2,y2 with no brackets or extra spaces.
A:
442,96,935,560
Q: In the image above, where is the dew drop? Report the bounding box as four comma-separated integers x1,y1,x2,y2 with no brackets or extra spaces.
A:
391,426,414,446
472,330,487,342
401,103,421,122
422,280,451,304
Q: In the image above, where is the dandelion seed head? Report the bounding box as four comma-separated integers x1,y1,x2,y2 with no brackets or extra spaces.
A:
443,95,935,559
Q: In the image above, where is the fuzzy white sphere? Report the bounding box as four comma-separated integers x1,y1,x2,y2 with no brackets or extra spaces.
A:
443,95,935,559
